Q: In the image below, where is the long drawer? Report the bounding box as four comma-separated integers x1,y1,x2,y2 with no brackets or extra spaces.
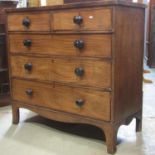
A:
12,79,111,121
10,56,111,88
9,34,112,57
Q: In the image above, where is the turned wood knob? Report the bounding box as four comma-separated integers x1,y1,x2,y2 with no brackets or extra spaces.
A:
76,99,85,107
75,67,84,77
25,89,33,96
23,39,32,47
74,40,84,49
22,18,31,28
24,63,32,71
73,16,83,25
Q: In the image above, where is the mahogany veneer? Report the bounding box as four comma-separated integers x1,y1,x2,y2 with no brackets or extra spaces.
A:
6,1,145,154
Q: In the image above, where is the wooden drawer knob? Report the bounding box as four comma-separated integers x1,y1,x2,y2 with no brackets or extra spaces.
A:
76,99,85,107
73,16,83,25
75,67,84,77
74,40,84,49
25,89,33,96
23,39,32,47
24,63,32,71
22,18,31,28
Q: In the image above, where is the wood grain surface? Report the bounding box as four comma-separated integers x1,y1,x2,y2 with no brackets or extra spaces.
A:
9,34,112,57
53,8,112,31
7,12,50,31
10,55,111,88
12,79,111,121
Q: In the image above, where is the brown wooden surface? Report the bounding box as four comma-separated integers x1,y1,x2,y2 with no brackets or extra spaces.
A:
12,79,111,121
148,0,155,67
64,0,101,3
10,55,111,88
50,58,111,88
64,0,137,3
5,0,146,13
10,56,50,81
7,12,50,31
53,8,112,31
112,7,144,122
9,34,112,57
0,95,10,107
6,1,145,154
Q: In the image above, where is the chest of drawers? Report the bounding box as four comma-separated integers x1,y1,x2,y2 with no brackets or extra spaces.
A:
6,1,145,154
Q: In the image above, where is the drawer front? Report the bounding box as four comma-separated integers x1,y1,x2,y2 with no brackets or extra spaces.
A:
10,56,111,88
7,13,50,31
51,58,111,88
10,56,50,81
53,8,112,31
9,34,111,57
12,79,111,121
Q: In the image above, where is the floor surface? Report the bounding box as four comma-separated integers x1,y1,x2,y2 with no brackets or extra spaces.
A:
0,67,155,155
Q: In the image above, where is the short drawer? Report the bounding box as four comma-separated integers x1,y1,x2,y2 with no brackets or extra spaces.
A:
52,8,112,31
10,56,51,81
9,34,112,57
12,79,111,121
10,56,111,88
7,12,50,31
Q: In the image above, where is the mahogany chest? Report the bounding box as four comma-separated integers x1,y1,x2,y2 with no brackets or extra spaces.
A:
6,1,145,154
